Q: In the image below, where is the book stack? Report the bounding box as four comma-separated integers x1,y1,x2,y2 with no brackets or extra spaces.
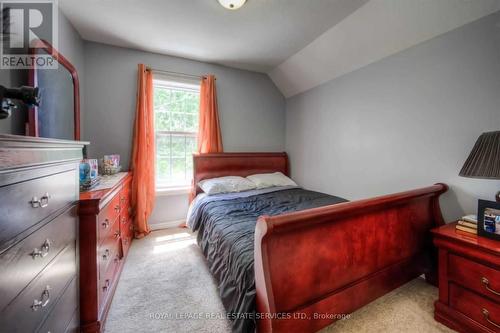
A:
456,214,477,234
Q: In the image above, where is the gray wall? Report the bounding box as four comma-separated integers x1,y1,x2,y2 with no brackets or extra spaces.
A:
83,41,285,167
83,42,285,225
286,12,500,221
57,8,85,136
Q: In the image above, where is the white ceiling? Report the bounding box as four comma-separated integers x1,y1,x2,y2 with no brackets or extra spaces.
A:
58,0,368,73
60,0,500,97
270,0,500,97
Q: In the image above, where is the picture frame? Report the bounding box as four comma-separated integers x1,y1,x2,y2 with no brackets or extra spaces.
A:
477,199,500,241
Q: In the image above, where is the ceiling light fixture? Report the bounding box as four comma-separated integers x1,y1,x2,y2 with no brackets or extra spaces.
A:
218,0,246,10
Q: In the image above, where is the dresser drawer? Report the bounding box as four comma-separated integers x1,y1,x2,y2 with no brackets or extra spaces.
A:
121,230,133,258
450,283,500,332
0,170,77,248
120,212,133,236
98,246,121,315
78,173,132,329
119,206,133,255
37,276,77,333
120,184,131,209
0,243,77,332
97,194,121,244
0,205,76,312
99,232,121,281
449,254,500,303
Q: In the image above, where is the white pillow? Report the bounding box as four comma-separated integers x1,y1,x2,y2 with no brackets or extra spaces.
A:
198,176,256,195
246,172,297,189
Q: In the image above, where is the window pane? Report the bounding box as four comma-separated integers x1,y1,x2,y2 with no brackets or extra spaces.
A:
154,87,199,132
171,135,186,158
154,89,169,110
154,81,199,188
184,114,198,132
171,112,185,131
156,134,171,157
186,135,197,154
156,158,171,182
155,111,171,131
186,156,193,179
172,158,186,182
185,136,196,178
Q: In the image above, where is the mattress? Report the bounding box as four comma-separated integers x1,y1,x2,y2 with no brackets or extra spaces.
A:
187,186,347,333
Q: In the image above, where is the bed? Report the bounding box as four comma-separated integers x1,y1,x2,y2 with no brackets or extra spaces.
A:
188,152,448,333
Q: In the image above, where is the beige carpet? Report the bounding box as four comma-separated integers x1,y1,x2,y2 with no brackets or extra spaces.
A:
105,228,455,333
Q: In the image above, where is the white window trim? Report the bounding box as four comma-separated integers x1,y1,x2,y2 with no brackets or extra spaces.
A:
153,76,200,92
156,185,191,196
153,75,200,191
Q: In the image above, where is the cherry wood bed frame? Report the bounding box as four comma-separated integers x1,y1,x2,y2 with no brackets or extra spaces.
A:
191,152,448,333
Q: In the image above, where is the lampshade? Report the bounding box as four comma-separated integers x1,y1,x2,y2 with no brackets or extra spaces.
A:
459,131,500,179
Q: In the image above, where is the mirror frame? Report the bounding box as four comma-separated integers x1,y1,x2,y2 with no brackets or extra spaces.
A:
28,39,81,140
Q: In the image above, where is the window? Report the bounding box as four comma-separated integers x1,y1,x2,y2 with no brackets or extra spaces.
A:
153,76,200,189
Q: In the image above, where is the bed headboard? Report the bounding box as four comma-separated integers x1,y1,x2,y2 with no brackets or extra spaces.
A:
191,152,289,199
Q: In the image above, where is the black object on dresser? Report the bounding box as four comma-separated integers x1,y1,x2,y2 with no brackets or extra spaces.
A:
0,134,86,333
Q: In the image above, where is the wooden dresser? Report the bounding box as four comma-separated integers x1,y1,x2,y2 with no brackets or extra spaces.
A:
79,172,134,332
0,134,84,333
433,222,500,333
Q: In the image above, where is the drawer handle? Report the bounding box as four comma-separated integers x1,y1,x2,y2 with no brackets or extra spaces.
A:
31,285,50,311
121,217,126,224
102,249,110,260
482,308,500,329
481,277,500,296
114,230,120,239
114,205,120,212
103,279,110,292
30,193,51,208
30,239,51,259
102,219,110,229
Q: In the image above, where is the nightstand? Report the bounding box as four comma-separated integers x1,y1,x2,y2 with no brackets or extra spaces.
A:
432,222,500,333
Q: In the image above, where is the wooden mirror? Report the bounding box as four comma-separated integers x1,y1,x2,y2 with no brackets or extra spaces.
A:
28,40,80,140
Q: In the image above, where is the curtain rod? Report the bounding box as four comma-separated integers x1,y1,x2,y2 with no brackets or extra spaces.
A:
146,66,206,80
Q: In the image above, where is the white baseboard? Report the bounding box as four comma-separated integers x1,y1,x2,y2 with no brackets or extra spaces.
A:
149,219,186,230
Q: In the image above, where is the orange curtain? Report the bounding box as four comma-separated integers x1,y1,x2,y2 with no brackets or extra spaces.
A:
198,75,223,153
130,64,155,238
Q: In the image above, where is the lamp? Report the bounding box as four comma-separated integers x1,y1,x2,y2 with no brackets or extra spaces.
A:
459,131,500,202
217,0,246,10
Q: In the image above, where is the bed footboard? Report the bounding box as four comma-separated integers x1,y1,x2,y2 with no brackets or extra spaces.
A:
254,183,448,333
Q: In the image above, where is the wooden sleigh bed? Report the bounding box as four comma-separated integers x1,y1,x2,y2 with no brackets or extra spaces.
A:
190,152,448,333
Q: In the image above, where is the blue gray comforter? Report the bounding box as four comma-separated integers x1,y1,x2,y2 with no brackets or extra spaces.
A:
187,187,347,333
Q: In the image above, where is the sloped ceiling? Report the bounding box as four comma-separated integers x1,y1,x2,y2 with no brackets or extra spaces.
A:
270,0,500,97
60,0,500,97
58,0,368,73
